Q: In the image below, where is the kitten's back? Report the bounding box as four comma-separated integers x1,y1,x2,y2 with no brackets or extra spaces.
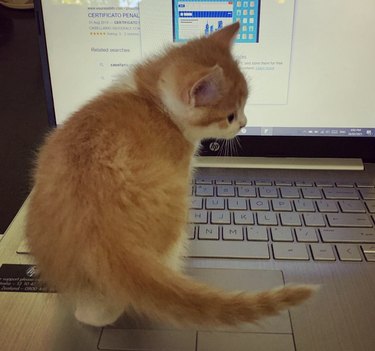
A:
27,88,194,293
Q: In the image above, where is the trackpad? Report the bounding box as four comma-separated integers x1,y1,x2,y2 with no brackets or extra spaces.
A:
188,268,292,334
99,329,196,351
198,332,295,351
98,268,294,351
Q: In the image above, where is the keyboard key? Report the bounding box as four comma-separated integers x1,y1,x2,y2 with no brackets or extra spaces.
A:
294,199,315,212
222,226,244,241
188,226,195,239
206,198,225,210
246,227,268,241
273,243,309,260
189,210,208,224
356,182,375,188
234,212,254,225
315,181,334,187
272,199,293,211
364,252,375,262
190,197,203,209
295,228,319,242
250,199,270,211
338,200,366,213
211,211,231,224
271,228,293,242
195,177,213,184
254,179,273,186
336,244,362,261
259,186,278,198
335,182,354,188
217,185,235,197
275,180,293,186
310,244,336,261
301,187,322,199
234,179,252,185
189,241,269,259
359,188,375,200
303,213,326,227
228,198,247,210
196,185,214,196
361,244,375,253
295,181,313,187
280,187,300,199
316,200,339,213
320,228,375,243
197,225,219,240
215,179,232,185
326,214,373,227
238,186,256,197
323,188,359,200
257,212,278,226
279,213,302,226
366,200,375,213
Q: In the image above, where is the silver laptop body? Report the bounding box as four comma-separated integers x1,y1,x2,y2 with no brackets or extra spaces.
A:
1,0,374,350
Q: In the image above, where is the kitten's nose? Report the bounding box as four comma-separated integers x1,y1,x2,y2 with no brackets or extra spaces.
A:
239,116,247,129
240,118,247,129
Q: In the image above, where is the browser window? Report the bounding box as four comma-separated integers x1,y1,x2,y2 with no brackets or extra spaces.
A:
41,0,375,137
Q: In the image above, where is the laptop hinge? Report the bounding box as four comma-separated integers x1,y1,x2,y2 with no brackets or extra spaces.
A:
194,157,364,171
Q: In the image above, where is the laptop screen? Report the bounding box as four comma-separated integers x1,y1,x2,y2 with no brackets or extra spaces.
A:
37,0,375,143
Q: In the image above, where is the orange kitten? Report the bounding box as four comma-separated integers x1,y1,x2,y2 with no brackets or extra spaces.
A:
26,23,314,327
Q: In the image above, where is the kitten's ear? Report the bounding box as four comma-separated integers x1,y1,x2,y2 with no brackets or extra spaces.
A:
187,65,224,107
209,22,240,48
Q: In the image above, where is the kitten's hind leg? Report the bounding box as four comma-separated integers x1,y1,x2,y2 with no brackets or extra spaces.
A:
74,295,125,327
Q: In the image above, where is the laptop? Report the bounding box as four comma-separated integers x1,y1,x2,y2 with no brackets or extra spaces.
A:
1,0,374,350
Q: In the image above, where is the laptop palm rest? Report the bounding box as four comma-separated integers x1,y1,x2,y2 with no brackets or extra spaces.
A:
99,268,295,351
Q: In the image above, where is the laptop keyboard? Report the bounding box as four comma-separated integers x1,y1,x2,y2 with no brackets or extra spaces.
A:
189,177,375,262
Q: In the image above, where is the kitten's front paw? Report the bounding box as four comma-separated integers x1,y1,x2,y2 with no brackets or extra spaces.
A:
74,302,124,327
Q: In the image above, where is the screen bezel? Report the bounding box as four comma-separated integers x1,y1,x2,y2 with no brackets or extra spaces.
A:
35,0,375,163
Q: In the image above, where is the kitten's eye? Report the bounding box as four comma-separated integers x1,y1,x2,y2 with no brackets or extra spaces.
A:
227,113,236,124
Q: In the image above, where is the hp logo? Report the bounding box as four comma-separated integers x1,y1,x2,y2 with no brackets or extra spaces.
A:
209,142,220,152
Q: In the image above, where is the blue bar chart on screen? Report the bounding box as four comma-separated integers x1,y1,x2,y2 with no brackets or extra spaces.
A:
173,0,261,43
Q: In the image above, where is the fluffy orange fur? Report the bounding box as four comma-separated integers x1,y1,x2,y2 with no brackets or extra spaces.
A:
26,23,314,327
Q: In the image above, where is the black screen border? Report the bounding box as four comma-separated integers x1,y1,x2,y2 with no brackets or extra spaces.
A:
200,136,375,162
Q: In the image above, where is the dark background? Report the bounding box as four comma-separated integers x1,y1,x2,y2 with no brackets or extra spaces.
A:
0,6,50,233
